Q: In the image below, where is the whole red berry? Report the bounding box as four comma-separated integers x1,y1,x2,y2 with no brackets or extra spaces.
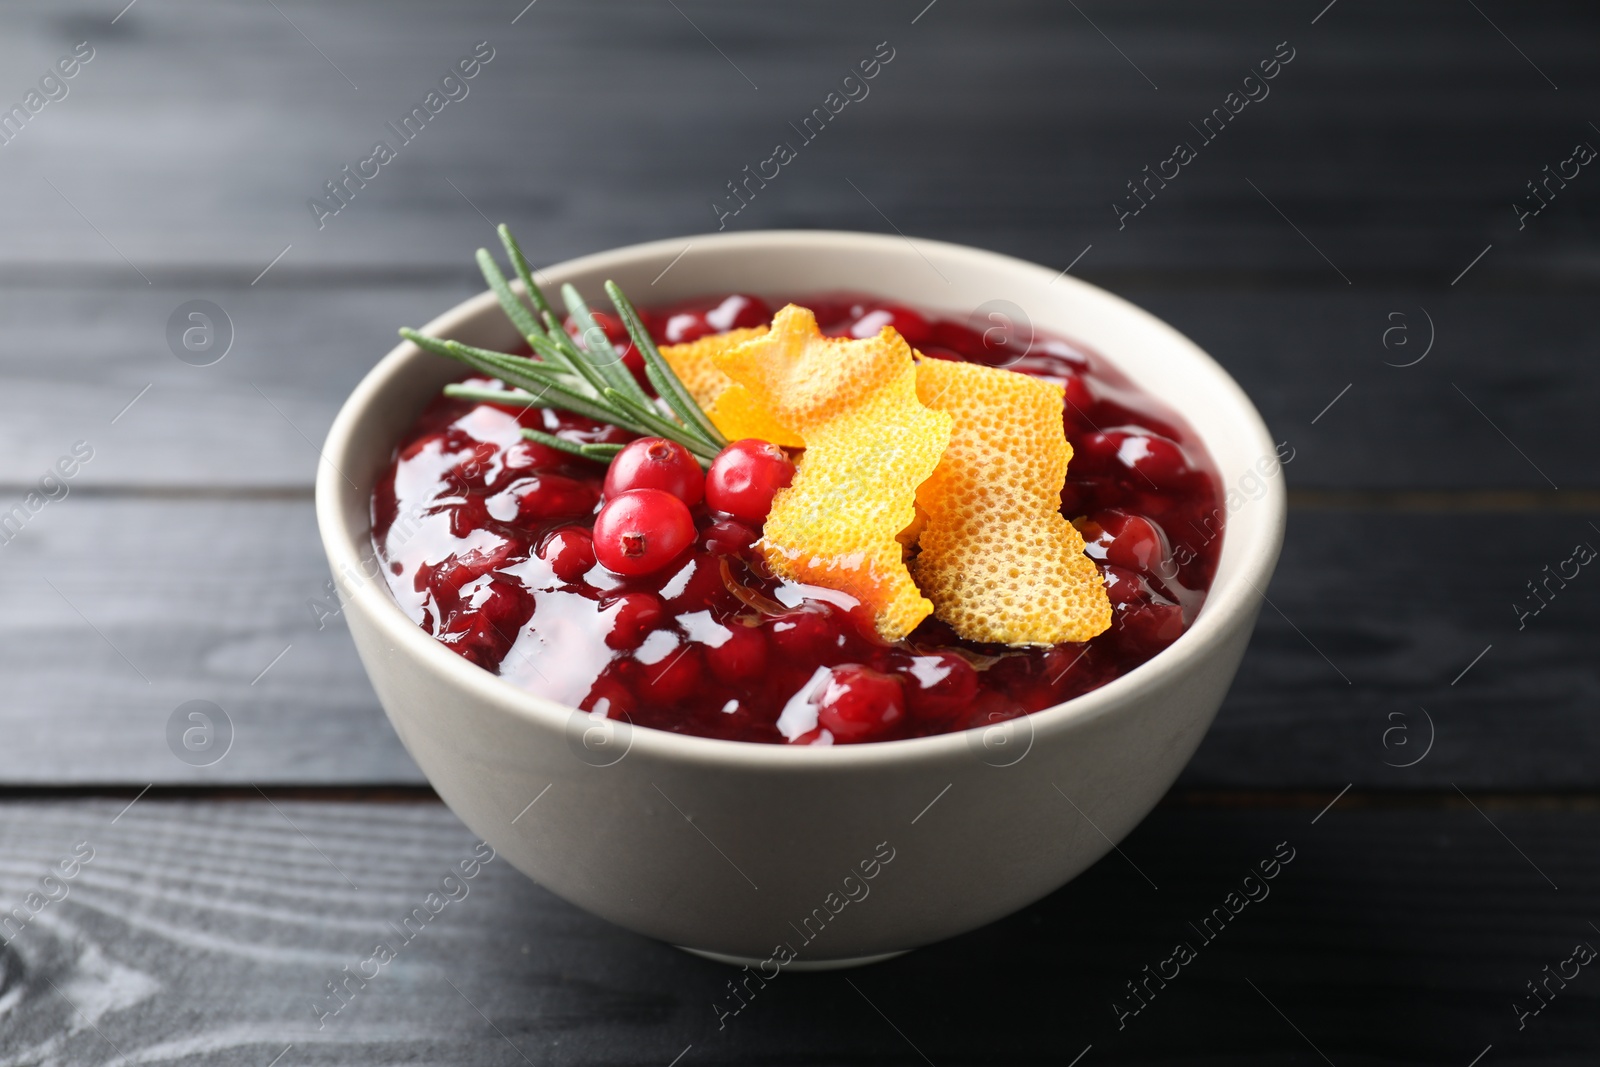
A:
1078,510,1168,576
705,623,768,685
849,303,931,348
581,675,635,719
706,439,794,524
705,294,772,332
1116,600,1186,653
508,474,599,523
603,592,665,650
816,665,905,743
1100,564,1150,607
639,644,703,705
604,437,705,506
538,527,596,583
1076,430,1190,488
768,605,847,661
898,652,978,727
592,489,696,576
659,552,726,613
503,438,566,475
702,517,759,556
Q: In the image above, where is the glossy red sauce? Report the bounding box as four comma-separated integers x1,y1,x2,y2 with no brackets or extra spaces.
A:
372,294,1224,745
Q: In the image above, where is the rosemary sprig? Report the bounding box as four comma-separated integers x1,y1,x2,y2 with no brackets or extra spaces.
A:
399,224,728,466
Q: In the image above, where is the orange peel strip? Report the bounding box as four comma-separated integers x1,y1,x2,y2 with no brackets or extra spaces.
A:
658,328,803,448
714,305,951,640
910,357,1111,646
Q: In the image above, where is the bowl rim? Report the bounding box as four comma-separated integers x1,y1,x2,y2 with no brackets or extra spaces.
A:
316,228,1285,771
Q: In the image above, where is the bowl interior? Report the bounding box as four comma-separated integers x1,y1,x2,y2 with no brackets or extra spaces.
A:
319,230,1284,760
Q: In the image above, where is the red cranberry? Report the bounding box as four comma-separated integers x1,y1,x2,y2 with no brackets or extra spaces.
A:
470,579,532,636
592,489,696,576
510,475,599,523
640,644,703,705
1100,565,1150,607
604,437,705,507
1079,510,1168,576
603,592,664,650
448,441,500,488
1060,373,1095,416
581,675,635,719
1078,430,1191,488
438,614,503,668
663,311,711,344
816,665,905,743
539,527,596,583
706,439,794,524
705,294,772,332
928,319,985,355
503,438,566,474
426,537,522,602
849,304,931,348
769,605,847,661
438,580,529,669
705,623,768,685
1116,601,1186,653
1040,643,1095,689
787,726,832,746
898,652,979,726
448,496,490,538
702,518,760,556
660,552,726,613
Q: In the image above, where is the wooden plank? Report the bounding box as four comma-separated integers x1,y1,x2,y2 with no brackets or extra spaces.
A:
0,798,1594,1063
1124,286,1597,492
0,282,478,490
0,2,1591,278
1183,502,1600,790
0,498,419,784
2,283,1595,490
3,499,1596,788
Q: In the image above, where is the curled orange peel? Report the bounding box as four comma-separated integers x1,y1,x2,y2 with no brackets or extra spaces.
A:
713,305,951,640
658,328,802,448
910,357,1111,646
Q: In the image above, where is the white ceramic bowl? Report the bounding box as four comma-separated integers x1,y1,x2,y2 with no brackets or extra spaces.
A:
317,230,1284,967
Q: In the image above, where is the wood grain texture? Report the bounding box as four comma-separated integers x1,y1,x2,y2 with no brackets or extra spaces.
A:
0,499,416,784
0,282,479,490
0,798,1595,1065
0,1,1592,279
2,499,1595,789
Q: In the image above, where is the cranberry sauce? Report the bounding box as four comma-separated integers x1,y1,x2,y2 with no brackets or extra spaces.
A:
372,293,1224,745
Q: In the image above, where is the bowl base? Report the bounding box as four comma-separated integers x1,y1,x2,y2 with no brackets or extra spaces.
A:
677,946,910,971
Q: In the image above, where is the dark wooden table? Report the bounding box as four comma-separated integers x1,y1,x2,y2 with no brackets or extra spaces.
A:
1,2,1595,1063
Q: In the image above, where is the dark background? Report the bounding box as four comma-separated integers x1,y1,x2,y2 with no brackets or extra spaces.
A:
0,2,1595,1063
